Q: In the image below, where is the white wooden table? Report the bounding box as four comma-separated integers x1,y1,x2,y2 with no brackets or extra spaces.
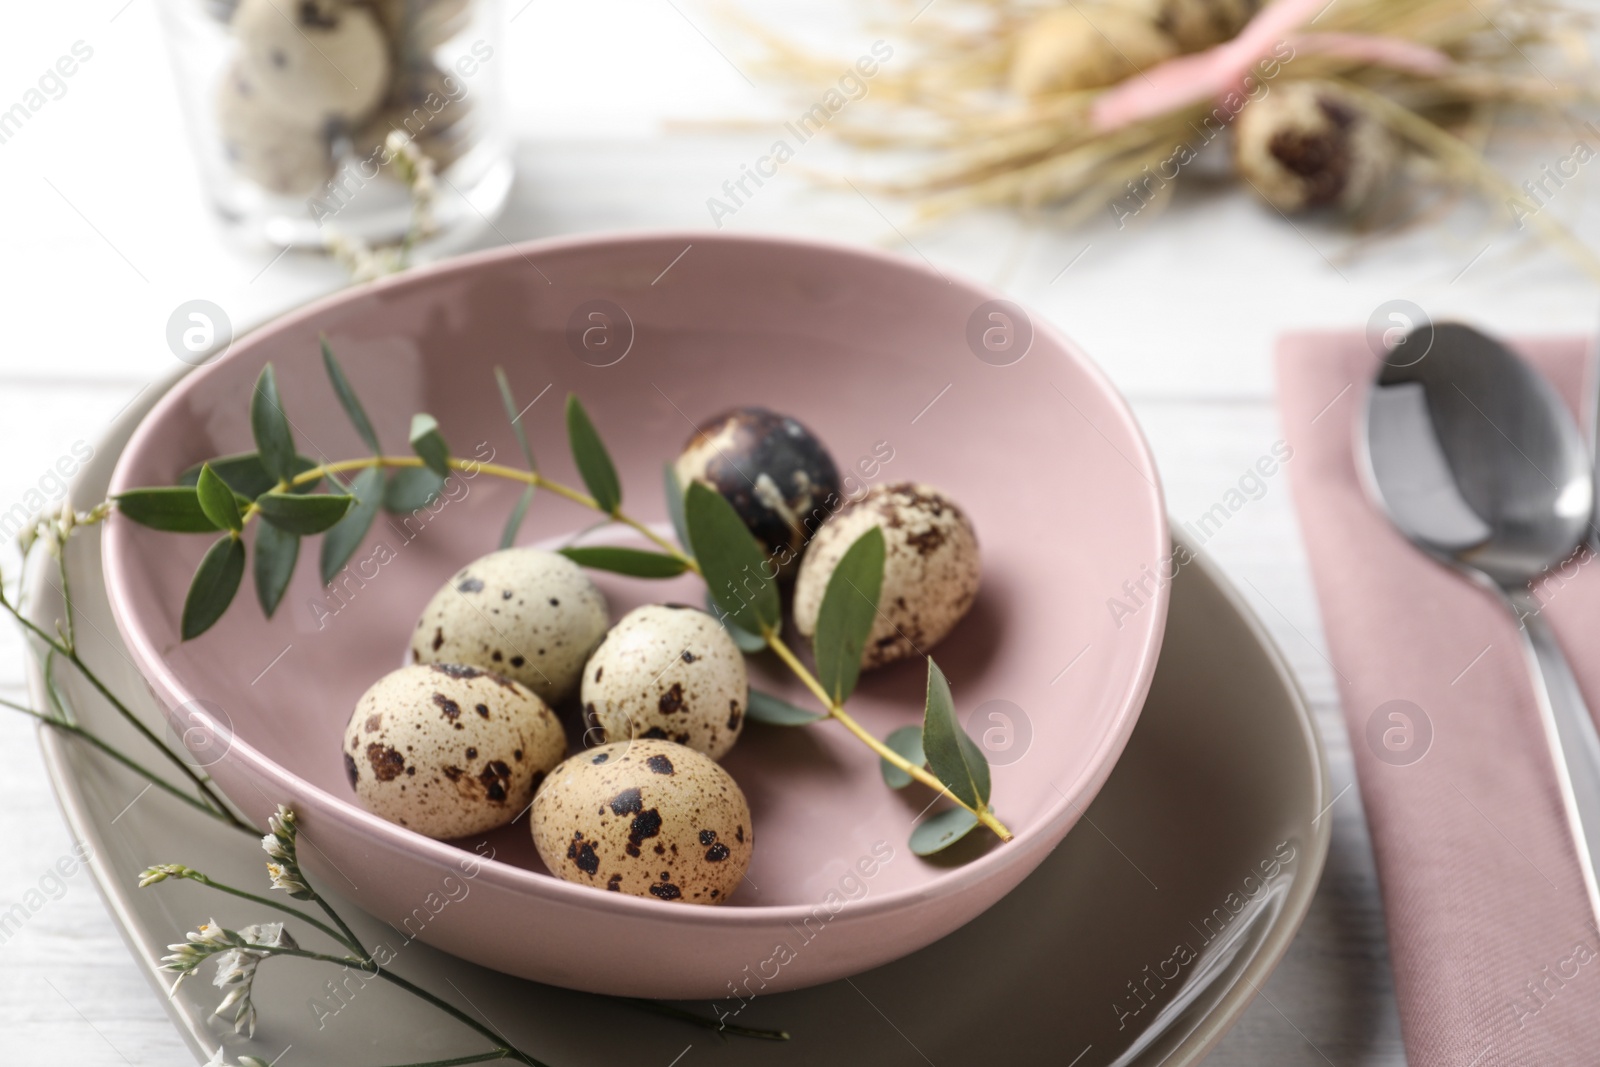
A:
5,1,1599,1062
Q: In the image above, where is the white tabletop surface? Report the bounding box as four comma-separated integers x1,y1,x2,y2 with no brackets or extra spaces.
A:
5,0,1600,1063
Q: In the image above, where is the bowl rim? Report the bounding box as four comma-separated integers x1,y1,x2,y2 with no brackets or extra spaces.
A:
102,228,1170,926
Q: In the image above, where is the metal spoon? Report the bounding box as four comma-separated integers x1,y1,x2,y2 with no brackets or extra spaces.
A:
1361,321,1600,924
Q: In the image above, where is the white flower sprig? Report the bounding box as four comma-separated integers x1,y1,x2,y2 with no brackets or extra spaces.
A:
212,922,298,1037
161,919,244,991
15,500,111,561
323,131,439,284
261,805,312,900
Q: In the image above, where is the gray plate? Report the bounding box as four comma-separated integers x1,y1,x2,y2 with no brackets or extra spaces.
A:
26,370,1328,1066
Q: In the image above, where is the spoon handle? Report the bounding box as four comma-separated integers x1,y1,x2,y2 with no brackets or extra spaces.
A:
1509,590,1600,925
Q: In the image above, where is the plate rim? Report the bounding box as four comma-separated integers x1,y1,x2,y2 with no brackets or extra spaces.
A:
96,229,1173,928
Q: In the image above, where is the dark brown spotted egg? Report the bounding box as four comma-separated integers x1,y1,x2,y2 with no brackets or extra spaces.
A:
531,740,752,904
674,407,841,572
582,605,747,760
411,548,609,706
793,482,980,669
1233,80,1395,214
342,664,567,839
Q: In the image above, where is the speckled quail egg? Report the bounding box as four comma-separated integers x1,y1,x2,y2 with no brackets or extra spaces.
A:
215,63,335,195
411,548,609,706
674,408,841,573
531,740,752,904
352,62,473,171
794,482,980,670
1234,80,1396,215
232,0,391,131
1009,6,1176,98
343,663,567,839
582,605,748,760
1125,0,1260,51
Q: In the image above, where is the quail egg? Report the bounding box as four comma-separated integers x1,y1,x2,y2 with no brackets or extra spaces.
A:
582,605,748,760
232,0,391,130
674,407,841,573
1234,81,1396,214
531,740,752,904
411,548,609,706
343,663,567,839
793,482,980,669
214,63,335,196
353,63,473,170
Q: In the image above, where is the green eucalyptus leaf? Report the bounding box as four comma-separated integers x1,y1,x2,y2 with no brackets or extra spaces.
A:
384,466,445,512
746,689,826,726
909,807,980,856
250,365,296,484
180,453,321,497
322,339,380,453
182,535,245,640
256,492,355,536
116,487,217,533
410,414,451,478
812,526,885,705
686,482,779,636
558,545,689,578
704,590,766,653
195,464,243,532
565,394,621,514
319,467,383,583
881,724,925,790
253,519,299,619
495,367,537,471
922,659,991,810
500,486,534,550
663,463,692,552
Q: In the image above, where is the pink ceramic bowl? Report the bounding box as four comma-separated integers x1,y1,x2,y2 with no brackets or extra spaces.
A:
103,232,1168,998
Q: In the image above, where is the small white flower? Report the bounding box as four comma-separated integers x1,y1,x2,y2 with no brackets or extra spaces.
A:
54,500,76,541
260,806,314,900
139,864,193,888
211,923,297,1038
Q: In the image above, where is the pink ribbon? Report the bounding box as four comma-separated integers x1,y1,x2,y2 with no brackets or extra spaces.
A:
1089,0,1453,132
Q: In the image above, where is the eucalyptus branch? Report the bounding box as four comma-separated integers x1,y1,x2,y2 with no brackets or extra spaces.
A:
763,628,1013,842
271,451,1008,839
112,354,1010,858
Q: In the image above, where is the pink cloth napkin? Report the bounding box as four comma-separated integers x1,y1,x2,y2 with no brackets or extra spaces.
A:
1277,331,1600,1066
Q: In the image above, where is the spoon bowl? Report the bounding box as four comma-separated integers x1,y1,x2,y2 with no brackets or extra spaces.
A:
1363,321,1592,589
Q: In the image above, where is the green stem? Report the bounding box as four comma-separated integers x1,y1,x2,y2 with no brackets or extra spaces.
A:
283,456,702,571
622,998,790,1041
166,872,357,953
0,697,226,823
314,894,368,960
384,1055,510,1067
55,547,76,653
763,629,1013,843
1,598,246,829
260,947,549,1067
